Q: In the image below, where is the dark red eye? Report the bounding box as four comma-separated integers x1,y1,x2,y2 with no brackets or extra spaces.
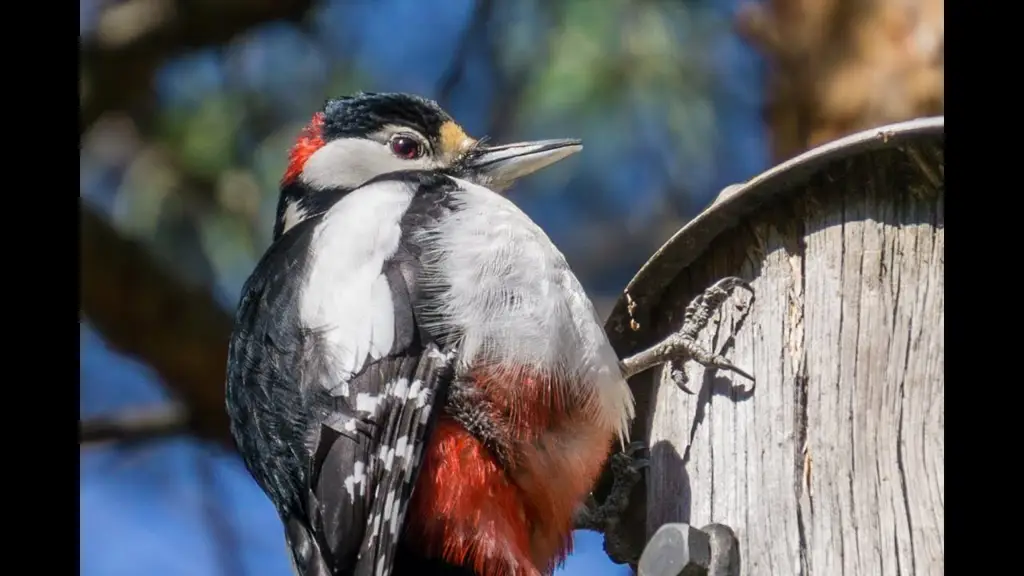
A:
390,136,423,159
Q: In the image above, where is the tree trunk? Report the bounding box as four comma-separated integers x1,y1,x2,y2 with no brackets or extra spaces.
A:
736,0,944,163
601,118,943,575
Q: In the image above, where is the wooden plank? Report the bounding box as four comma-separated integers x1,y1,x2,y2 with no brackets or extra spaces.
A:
639,142,943,575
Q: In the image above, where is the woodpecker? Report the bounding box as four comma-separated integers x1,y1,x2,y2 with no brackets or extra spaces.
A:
225,92,752,576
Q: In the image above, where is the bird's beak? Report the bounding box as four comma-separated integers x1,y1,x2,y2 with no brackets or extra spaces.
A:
460,138,582,192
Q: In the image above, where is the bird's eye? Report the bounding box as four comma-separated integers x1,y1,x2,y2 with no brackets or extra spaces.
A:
390,136,423,160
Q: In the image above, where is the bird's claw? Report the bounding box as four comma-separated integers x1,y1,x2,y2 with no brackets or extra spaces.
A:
608,443,649,483
618,276,755,387
624,439,647,458
668,365,694,394
573,442,650,565
664,276,755,392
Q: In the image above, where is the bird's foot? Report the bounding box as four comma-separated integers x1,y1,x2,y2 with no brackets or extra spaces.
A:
618,276,755,393
573,441,649,565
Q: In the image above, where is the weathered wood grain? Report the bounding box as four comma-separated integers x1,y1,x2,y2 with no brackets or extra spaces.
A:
640,141,943,575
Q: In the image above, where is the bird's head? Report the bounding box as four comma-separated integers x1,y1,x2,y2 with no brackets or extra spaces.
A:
274,92,581,239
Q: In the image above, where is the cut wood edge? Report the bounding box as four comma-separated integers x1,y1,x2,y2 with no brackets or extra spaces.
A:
592,116,945,560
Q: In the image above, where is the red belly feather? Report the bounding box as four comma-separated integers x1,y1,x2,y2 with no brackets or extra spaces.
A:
405,371,615,576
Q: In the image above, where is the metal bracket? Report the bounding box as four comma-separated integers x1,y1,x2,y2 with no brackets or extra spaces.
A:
637,522,740,576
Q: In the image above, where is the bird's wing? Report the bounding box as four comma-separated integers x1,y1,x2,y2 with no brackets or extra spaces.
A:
230,180,456,576
306,243,457,576
308,341,455,576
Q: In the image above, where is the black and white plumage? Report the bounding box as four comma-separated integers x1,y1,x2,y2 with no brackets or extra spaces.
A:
226,93,756,576
226,93,647,576
228,172,459,576
227,163,632,576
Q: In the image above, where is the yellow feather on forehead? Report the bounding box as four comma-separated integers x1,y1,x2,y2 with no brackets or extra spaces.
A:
439,120,475,160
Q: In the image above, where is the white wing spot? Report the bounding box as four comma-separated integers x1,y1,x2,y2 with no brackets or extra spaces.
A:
418,403,432,424
406,440,425,483
405,380,430,409
367,512,380,545
390,377,409,399
394,436,408,463
328,379,352,398
389,498,402,535
406,380,423,403
343,460,367,503
380,443,395,471
426,347,451,362
356,392,380,414
383,490,395,523
418,390,431,408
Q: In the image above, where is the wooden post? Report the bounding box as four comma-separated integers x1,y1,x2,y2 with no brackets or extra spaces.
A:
599,118,944,575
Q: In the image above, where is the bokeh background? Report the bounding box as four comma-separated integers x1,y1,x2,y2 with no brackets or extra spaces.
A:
79,0,943,574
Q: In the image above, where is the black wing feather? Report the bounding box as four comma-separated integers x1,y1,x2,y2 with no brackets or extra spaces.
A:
228,177,459,576
299,257,454,576
356,347,453,576
298,347,454,576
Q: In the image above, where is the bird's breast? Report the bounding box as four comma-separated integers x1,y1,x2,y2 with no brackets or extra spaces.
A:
412,178,634,440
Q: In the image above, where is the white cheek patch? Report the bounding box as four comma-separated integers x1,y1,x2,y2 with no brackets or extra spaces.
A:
300,137,437,191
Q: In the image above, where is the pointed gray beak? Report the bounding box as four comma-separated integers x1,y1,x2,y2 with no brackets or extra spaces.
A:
460,138,582,191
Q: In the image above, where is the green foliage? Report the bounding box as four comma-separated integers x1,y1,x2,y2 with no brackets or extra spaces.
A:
114,146,180,238
159,96,247,180
198,208,258,290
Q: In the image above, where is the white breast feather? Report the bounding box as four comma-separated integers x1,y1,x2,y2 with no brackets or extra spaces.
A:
412,178,635,440
298,180,415,390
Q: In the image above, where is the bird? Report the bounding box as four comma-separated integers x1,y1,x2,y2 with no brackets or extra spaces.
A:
225,92,753,576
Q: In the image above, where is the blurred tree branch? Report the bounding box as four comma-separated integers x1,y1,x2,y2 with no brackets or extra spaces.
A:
79,403,190,446
432,0,526,142
80,0,322,446
736,0,943,161
481,0,568,142
436,0,495,106
80,202,234,446
81,0,316,139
